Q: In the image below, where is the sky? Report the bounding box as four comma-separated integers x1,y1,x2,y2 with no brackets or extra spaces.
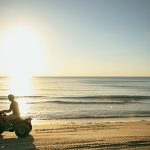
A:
0,0,150,76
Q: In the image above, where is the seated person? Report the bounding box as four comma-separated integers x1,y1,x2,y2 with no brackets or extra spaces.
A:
1,94,20,120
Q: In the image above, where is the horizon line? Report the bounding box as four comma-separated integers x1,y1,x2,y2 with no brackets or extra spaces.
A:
0,75,150,78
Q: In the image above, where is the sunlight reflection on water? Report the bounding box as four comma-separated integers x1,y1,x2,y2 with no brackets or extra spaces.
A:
16,98,31,117
8,76,33,96
8,76,33,117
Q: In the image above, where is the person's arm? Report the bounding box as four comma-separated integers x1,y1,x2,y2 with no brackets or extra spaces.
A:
2,105,12,113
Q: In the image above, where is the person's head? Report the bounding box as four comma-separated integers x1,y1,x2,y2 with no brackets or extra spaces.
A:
8,94,15,101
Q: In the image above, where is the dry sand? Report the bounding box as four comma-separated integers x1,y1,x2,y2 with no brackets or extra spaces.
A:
0,120,150,150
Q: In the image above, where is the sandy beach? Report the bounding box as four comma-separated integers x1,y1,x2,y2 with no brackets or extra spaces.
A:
0,120,150,150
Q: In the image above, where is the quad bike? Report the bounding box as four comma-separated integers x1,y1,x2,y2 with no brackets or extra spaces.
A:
0,111,32,138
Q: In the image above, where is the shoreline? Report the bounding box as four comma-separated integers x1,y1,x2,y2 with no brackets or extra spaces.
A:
32,116,150,125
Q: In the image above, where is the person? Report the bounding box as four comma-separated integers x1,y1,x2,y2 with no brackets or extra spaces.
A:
1,94,20,120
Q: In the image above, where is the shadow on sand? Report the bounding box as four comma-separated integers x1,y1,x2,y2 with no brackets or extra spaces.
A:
0,134,37,150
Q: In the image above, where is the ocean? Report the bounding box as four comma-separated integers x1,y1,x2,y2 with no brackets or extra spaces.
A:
0,77,150,120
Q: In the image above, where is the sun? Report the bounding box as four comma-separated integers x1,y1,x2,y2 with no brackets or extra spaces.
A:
0,26,48,77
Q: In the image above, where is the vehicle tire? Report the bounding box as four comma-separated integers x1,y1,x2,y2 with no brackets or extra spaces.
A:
0,123,4,134
15,123,30,138
29,124,32,133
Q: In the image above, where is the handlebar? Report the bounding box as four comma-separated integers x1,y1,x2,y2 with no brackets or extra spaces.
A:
0,111,6,116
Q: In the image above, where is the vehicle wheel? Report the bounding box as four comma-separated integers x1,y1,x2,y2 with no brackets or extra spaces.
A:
0,123,4,134
29,124,32,133
15,123,30,138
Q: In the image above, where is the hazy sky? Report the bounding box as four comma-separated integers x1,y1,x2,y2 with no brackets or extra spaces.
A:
0,0,150,76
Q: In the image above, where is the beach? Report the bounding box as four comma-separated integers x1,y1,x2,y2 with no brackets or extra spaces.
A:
0,120,150,150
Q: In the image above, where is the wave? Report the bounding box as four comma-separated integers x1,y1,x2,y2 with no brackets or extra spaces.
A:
28,100,127,104
28,100,150,105
37,114,150,120
1,95,150,105
54,95,150,100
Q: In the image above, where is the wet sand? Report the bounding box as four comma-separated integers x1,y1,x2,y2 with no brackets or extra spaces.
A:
0,120,150,150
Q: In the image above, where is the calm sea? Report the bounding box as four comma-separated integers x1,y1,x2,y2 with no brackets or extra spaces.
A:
0,77,150,120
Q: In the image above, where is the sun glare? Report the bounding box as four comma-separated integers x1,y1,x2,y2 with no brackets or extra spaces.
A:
0,25,49,117
1,26,48,76
8,76,33,117
8,75,33,116
17,97,31,117
8,75,33,96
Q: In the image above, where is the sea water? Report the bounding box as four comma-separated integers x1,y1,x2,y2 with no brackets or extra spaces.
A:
0,77,150,120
